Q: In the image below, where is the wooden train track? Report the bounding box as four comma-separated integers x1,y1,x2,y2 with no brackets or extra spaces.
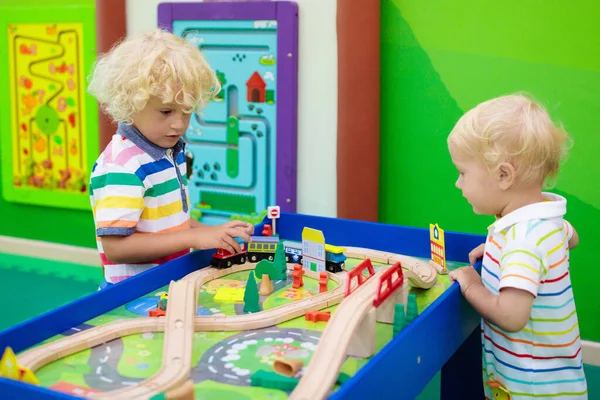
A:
17,247,436,398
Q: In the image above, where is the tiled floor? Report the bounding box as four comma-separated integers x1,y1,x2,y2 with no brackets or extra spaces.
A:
0,252,100,330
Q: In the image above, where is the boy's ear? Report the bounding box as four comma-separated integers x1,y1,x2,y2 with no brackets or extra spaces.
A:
497,162,516,190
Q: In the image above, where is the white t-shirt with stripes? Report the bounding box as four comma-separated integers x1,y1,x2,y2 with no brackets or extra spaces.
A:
480,192,587,399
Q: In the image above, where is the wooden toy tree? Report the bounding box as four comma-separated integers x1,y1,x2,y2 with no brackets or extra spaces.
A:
243,271,260,313
256,259,277,279
273,241,288,280
256,260,277,295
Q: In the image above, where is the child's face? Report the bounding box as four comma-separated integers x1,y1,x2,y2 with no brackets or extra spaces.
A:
449,143,506,216
131,96,192,149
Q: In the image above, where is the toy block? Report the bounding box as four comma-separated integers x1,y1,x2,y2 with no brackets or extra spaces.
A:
251,369,299,391
255,259,277,280
430,223,447,274
0,347,20,380
347,309,376,358
262,224,273,236
376,291,399,324
259,274,274,295
393,305,407,336
302,227,327,272
19,367,40,385
0,347,39,385
337,372,352,385
273,358,304,377
273,242,288,280
305,310,331,323
319,271,328,293
149,308,166,317
214,288,245,302
406,294,419,323
292,264,304,288
243,271,261,313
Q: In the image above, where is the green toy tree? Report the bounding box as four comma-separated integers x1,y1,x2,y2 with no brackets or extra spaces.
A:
255,259,278,280
405,294,419,324
243,271,261,313
273,241,288,280
393,304,407,337
393,294,420,336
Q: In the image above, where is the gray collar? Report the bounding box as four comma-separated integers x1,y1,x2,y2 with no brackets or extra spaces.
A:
117,123,186,161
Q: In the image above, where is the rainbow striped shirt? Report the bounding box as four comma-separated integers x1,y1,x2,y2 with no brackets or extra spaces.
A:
481,193,587,399
89,123,191,283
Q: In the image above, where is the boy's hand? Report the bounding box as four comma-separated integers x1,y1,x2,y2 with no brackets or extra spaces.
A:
191,220,254,254
449,266,482,295
469,243,485,265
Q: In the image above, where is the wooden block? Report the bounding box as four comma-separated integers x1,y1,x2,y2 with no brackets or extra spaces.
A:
347,308,376,358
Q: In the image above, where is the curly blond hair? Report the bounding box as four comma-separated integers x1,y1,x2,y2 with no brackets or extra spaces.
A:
88,29,220,124
448,93,571,187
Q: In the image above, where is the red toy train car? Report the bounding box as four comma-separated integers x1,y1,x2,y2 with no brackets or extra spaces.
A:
210,242,247,269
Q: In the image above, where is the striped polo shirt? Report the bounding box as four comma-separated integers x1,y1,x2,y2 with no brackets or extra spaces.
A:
89,123,191,283
480,192,587,399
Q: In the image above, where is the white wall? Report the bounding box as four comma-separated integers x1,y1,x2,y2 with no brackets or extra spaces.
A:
126,0,338,217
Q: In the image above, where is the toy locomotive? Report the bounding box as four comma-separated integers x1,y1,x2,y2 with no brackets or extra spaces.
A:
210,236,347,273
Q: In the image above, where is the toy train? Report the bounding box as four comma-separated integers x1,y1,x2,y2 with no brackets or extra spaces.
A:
283,240,346,273
209,236,278,268
210,236,347,273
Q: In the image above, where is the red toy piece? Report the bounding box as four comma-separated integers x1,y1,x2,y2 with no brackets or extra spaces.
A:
262,224,273,236
149,308,166,317
292,264,304,288
345,258,376,297
319,272,328,293
305,310,331,322
373,262,404,308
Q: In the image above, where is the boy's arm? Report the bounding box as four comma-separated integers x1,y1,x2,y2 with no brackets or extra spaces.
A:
102,230,195,263
450,240,544,332
565,220,578,249
103,221,254,264
190,218,203,228
449,268,533,332
454,274,534,332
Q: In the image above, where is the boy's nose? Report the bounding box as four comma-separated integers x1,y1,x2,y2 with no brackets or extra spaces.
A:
171,117,188,130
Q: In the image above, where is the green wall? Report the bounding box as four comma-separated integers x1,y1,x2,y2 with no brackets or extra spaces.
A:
0,0,97,248
380,0,600,342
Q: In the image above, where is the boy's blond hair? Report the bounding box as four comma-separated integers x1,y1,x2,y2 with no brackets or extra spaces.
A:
88,29,220,124
448,93,570,187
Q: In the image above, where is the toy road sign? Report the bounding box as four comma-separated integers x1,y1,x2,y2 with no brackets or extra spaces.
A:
268,206,280,219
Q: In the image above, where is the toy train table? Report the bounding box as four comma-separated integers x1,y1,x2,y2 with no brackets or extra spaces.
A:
0,212,485,399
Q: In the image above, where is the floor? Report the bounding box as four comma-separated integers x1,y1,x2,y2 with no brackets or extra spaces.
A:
1,252,598,398
0,252,100,331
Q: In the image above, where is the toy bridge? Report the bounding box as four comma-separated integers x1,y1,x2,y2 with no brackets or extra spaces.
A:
345,259,405,309
373,262,404,307
345,259,376,296
293,261,409,399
